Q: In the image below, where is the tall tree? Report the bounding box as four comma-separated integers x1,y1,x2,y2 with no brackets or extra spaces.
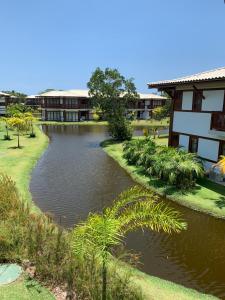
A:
87,68,138,140
72,186,187,300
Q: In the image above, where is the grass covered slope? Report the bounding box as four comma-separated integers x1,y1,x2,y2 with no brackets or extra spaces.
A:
0,123,48,205
101,138,225,219
132,270,217,300
39,118,169,128
0,278,54,300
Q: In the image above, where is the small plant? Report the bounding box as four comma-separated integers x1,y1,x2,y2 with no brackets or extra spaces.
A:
3,134,11,140
29,132,36,138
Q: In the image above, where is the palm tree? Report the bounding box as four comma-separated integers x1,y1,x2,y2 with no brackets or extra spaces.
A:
24,112,37,136
72,186,187,300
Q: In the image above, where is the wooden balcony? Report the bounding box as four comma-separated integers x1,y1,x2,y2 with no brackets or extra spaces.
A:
211,112,225,131
42,103,90,109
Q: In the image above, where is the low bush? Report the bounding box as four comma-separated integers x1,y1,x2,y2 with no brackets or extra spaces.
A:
3,134,11,140
29,132,36,138
123,138,204,189
0,174,144,299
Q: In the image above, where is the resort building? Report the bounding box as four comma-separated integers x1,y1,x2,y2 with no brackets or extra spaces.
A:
25,95,41,109
127,93,167,119
0,92,15,115
40,89,167,122
149,66,225,172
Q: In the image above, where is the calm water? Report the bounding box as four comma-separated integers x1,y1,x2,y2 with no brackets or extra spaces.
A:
30,125,225,298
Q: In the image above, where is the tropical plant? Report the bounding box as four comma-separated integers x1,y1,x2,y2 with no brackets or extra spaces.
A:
2,117,11,140
123,138,204,189
24,112,37,137
72,186,187,300
214,155,225,175
146,147,204,189
152,99,171,121
87,67,138,140
6,103,32,116
8,115,26,148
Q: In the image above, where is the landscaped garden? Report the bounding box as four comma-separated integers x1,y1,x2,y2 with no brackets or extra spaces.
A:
101,136,225,219
0,106,218,299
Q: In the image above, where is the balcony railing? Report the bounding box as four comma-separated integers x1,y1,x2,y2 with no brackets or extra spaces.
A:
211,112,225,131
42,103,90,109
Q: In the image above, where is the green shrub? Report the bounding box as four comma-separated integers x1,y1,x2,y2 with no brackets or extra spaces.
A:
108,116,133,141
29,132,36,138
123,139,204,189
0,174,144,299
3,134,11,140
93,113,100,121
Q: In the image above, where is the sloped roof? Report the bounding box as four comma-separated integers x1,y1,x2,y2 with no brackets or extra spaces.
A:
39,89,166,100
149,66,225,88
139,93,167,100
26,95,38,99
0,92,12,97
40,89,89,97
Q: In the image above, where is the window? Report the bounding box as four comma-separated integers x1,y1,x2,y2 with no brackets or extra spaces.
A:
65,98,78,107
47,111,61,121
192,90,202,112
189,136,198,153
173,91,182,111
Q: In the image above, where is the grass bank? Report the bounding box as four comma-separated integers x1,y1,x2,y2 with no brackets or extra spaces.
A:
39,118,169,128
0,277,54,300
101,138,225,219
111,259,217,300
0,123,49,206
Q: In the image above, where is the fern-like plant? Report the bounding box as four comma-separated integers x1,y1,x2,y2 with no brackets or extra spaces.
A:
72,186,187,300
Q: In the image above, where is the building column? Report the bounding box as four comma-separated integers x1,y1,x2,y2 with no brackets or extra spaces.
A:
60,111,64,122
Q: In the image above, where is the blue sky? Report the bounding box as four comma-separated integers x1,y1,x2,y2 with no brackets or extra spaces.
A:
0,0,225,95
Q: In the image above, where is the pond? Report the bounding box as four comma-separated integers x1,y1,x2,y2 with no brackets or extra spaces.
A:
30,125,225,299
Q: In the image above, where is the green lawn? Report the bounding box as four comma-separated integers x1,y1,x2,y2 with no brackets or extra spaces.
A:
0,278,54,300
131,269,217,300
39,118,169,128
0,122,49,207
111,260,218,300
101,137,225,219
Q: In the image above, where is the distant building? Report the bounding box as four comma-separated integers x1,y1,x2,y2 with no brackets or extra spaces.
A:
127,93,167,119
0,92,16,115
149,66,225,172
25,95,41,109
39,89,167,122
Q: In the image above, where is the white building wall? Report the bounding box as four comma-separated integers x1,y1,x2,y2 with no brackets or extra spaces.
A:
182,91,193,110
197,138,219,162
202,90,224,111
173,112,212,138
179,134,189,150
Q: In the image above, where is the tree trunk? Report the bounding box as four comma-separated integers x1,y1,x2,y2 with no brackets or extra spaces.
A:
6,126,9,138
102,256,107,300
18,132,20,148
